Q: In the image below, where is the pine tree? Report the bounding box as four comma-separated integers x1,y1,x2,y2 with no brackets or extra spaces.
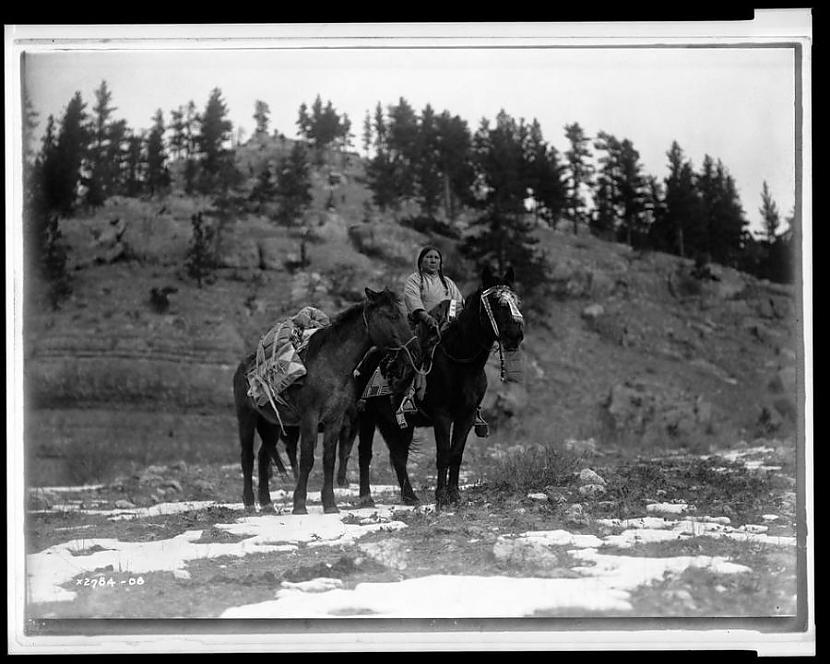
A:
51,92,90,216
84,80,117,208
563,123,594,234
123,131,145,197
365,102,398,213
592,132,651,246
185,211,217,288
197,88,238,193
698,156,747,266
462,110,550,296
523,118,566,226
249,161,277,213
760,180,780,243
253,100,271,135
435,110,474,220
413,104,443,218
386,98,419,202
654,141,701,257
146,109,170,196
42,214,73,308
361,109,373,157
275,142,312,226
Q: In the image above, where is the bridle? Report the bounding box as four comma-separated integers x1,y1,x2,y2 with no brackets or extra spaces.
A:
363,302,429,377
438,285,524,378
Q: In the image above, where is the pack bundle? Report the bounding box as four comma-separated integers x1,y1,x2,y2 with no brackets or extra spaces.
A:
246,306,330,410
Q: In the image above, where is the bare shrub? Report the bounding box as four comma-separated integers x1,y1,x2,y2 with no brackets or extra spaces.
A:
486,443,580,495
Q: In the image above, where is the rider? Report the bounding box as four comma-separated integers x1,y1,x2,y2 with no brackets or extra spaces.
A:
403,245,488,436
403,245,463,332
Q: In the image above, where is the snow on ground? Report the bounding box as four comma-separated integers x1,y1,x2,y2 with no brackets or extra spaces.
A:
26,446,794,617
223,574,635,617
596,516,796,548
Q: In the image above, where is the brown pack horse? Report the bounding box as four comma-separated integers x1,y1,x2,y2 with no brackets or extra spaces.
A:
233,288,417,514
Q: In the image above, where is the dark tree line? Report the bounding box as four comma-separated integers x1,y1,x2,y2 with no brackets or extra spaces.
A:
24,82,795,295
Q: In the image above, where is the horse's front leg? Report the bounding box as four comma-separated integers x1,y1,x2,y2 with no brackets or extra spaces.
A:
432,412,453,507
357,410,376,507
337,419,356,488
376,415,418,505
447,409,477,504
282,427,299,480
237,407,258,512
292,413,319,515
321,417,343,514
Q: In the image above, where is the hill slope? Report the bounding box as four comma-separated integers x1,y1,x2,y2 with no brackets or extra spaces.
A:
22,145,800,486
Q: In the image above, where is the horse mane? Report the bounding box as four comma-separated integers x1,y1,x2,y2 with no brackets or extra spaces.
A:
302,289,400,357
303,301,364,357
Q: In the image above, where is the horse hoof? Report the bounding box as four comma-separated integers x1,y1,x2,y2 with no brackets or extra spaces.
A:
323,505,340,514
292,506,308,515
244,503,256,513
357,496,375,508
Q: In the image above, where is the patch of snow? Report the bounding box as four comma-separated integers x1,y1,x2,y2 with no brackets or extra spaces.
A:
507,530,604,549
527,493,548,501
26,503,408,605
762,514,779,522
29,484,106,493
221,574,635,618
646,502,692,514
595,516,795,548
280,578,343,593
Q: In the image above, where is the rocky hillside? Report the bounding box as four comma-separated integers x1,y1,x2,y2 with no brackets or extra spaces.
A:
22,143,800,486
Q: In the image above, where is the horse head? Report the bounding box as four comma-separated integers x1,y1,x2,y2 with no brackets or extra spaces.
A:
363,287,423,395
479,265,525,351
364,287,412,350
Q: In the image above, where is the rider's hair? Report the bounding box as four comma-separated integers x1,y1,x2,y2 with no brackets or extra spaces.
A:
417,245,450,296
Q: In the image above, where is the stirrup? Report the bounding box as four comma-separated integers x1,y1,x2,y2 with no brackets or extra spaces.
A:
474,410,488,438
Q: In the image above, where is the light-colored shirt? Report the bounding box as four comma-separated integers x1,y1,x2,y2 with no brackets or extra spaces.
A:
403,271,463,316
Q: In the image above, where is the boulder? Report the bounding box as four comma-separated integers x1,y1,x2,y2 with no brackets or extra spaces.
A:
578,468,607,486
604,379,714,445
582,304,605,321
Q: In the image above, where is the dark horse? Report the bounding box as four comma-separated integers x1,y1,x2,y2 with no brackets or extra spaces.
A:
343,266,525,507
239,342,417,508
232,288,417,514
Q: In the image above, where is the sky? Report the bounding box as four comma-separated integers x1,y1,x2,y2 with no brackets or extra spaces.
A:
15,27,802,234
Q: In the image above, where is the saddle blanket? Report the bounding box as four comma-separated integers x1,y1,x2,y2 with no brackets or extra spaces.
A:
362,367,418,428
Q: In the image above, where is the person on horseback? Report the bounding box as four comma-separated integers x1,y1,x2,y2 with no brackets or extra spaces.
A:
403,245,488,435
403,245,463,332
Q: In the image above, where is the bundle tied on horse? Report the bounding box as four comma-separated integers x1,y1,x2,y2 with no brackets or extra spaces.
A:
233,287,425,515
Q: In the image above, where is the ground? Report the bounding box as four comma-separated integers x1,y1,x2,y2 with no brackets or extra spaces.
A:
23,432,801,625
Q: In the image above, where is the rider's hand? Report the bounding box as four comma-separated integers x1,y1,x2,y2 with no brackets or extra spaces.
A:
420,311,440,333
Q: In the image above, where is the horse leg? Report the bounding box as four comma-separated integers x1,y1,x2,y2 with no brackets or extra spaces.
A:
321,419,342,514
432,413,454,508
447,411,477,504
377,415,418,505
357,410,377,507
237,405,258,512
292,415,319,515
337,418,356,488
255,420,283,510
281,427,299,480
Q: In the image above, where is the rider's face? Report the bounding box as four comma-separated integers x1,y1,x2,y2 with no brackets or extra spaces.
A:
421,250,441,275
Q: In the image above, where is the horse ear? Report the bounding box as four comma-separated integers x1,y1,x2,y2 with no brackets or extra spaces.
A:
503,266,515,287
481,264,496,288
